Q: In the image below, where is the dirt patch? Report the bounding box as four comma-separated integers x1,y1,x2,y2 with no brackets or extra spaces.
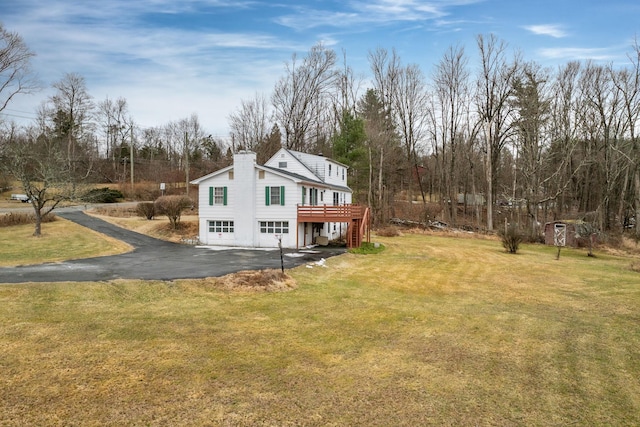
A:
189,269,297,292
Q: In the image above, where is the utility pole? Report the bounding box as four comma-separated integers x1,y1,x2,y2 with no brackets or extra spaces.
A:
184,131,189,197
130,121,134,193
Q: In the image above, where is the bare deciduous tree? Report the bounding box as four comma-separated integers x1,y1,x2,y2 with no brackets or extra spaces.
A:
272,42,337,151
229,92,270,152
0,23,38,115
173,114,204,196
47,73,96,191
369,48,429,204
97,96,129,168
611,40,640,238
1,122,90,236
430,44,471,224
475,34,520,230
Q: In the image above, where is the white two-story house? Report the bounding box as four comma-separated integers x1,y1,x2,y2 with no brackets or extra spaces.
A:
191,148,368,249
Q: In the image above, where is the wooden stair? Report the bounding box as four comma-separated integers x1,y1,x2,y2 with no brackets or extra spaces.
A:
297,205,370,248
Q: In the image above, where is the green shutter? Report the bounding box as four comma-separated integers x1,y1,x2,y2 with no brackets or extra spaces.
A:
223,186,227,206
280,186,285,206
209,187,213,206
302,186,306,205
265,186,270,206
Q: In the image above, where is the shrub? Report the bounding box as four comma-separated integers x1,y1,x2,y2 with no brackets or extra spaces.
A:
136,202,155,220
81,187,124,203
154,195,193,229
0,212,56,227
349,241,386,254
376,226,400,237
498,223,523,254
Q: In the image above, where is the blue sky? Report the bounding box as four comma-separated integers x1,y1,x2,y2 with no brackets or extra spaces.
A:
2,0,639,136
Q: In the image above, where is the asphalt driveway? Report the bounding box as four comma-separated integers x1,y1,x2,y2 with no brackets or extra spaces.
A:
0,210,345,284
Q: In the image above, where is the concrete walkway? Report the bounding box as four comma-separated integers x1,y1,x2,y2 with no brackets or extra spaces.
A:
0,209,345,283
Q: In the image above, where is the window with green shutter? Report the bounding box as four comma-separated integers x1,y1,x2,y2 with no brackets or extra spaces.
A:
210,186,227,205
266,186,285,206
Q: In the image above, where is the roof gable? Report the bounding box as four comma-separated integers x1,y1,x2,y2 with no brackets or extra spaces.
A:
190,165,233,184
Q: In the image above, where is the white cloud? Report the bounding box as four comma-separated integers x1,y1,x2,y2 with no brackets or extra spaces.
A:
537,47,615,61
524,24,568,38
3,0,304,134
275,0,484,31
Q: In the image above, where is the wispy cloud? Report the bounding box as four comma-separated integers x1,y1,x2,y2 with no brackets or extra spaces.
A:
274,0,484,31
524,24,568,38
537,47,615,61
3,0,637,135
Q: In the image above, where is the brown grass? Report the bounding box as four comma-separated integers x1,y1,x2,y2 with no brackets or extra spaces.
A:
87,211,200,243
375,225,401,237
90,204,138,217
0,218,132,266
2,228,640,425
0,211,57,227
189,269,297,292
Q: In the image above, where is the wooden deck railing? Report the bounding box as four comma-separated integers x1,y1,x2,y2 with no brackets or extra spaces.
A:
297,204,365,222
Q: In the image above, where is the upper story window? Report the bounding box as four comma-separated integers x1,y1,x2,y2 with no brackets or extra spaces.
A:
342,168,345,181
279,161,287,168
265,186,285,206
209,186,227,206
329,164,332,176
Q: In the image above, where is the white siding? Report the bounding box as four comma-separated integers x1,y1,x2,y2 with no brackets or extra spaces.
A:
255,172,299,248
264,149,318,181
197,171,236,245
324,160,348,187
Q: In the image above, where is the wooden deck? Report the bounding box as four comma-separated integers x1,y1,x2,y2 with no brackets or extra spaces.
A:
297,204,370,248
297,204,366,222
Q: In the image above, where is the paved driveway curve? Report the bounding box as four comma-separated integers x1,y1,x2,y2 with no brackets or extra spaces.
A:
0,209,345,284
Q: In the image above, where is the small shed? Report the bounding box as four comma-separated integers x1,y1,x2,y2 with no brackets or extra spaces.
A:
544,221,580,247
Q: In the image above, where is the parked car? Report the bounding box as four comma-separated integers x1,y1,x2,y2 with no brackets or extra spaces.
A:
10,194,30,202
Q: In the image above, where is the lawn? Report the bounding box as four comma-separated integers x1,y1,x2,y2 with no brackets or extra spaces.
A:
0,218,132,266
1,233,639,425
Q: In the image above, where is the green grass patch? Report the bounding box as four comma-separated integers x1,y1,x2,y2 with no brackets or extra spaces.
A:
348,241,386,254
1,234,640,425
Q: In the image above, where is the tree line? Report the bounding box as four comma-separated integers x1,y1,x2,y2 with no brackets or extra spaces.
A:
1,22,640,240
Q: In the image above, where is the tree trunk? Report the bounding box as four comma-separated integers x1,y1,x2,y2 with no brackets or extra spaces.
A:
485,121,494,231
635,168,640,241
378,146,384,224
33,204,42,237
